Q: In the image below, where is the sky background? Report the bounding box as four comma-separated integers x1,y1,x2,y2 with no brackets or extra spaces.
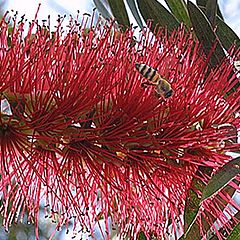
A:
2,0,240,37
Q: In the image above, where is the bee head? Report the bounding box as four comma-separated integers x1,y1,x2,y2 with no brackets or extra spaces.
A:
164,89,173,98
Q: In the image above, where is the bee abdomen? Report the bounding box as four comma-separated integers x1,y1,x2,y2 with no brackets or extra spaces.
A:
135,63,159,84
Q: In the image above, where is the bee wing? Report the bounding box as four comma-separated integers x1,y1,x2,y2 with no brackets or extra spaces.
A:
156,78,169,92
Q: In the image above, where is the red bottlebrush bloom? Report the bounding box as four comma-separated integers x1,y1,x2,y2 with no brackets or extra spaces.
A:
0,8,240,239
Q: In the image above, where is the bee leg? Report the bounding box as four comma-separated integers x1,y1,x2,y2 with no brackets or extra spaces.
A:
154,91,161,98
154,89,165,99
141,81,148,88
141,81,155,88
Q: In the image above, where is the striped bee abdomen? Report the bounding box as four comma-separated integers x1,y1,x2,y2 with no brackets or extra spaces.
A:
135,63,159,84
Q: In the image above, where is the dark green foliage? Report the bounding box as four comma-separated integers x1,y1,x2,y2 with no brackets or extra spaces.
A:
137,0,179,33
108,0,130,27
187,1,225,68
216,16,240,49
205,0,217,26
165,0,191,27
201,157,240,202
196,0,224,20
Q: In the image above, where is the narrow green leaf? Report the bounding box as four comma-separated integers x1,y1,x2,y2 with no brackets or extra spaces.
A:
198,5,240,49
183,167,238,240
187,1,225,68
93,0,113,19
183,178,203,237
201,157,240,202
196,0,224,20
183,166,213,239
181,225,201,240
108,0,130,27
205,0,217,26
138,231,147,239
126,0,144,29
216,16,240,49
137,0,180,34
164,0,191,27
227,218,240,240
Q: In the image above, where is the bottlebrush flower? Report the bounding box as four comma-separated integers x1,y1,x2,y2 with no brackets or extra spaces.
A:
0,8,239,240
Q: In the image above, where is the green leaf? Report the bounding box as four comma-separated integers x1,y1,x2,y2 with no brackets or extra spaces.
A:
183,166,213,239
196,0,224,20
183,177,203,238
205,0,217,26
187,1,225,68
227,218,240,240
138,231,147,239
201,157,240,202
137,0,180,34
198,5,240,49
93,0,113,19
216,16,240,49
164,0,191,27
108,0,130,27
126,0,144,29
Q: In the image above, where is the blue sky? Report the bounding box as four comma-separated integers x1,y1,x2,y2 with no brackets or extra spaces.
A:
4,0,240,37
219,0,240,36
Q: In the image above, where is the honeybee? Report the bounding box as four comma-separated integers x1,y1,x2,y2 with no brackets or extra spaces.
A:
135,63,173,98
